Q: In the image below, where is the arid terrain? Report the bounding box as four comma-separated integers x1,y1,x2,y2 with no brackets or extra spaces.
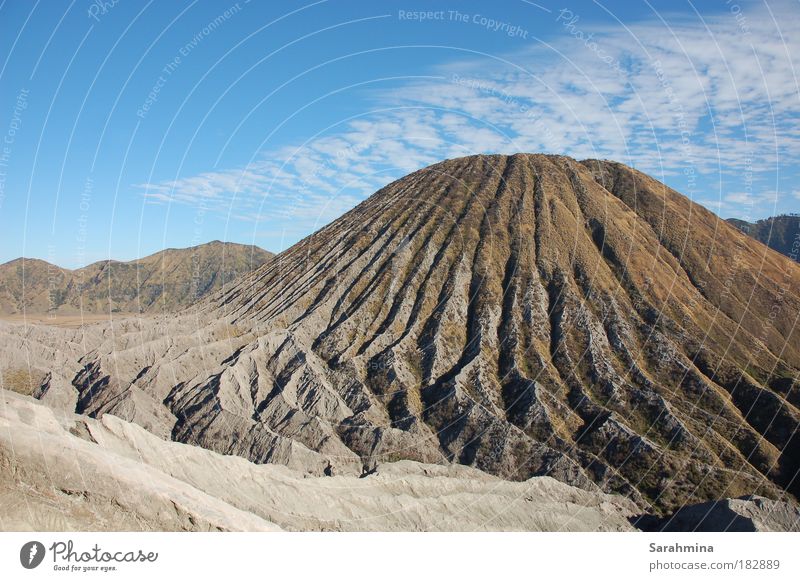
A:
0,313,141,328
1,154,799,531
0,240,273,315
1,389,645,532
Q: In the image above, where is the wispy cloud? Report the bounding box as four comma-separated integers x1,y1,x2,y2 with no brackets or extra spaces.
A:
138,0,800,249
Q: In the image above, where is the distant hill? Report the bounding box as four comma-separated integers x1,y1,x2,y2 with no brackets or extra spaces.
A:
0,241,273,315
727,214,800,261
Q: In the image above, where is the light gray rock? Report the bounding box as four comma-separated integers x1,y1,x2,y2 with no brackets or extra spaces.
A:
637,496,800,532
0,389,281,531
0,390,639,531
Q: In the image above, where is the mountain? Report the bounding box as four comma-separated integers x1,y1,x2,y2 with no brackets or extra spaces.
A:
3,154,799,519
727,215,800,262
0,241,273,315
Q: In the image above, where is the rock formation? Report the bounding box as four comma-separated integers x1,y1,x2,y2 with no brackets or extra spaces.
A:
2,154,799,520
634,496,800,532
0,390,640,532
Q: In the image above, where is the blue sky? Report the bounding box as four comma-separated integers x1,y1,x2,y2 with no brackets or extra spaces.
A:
1,0,798,267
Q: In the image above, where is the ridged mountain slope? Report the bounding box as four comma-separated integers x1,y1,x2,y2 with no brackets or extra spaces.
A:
43,154,800,514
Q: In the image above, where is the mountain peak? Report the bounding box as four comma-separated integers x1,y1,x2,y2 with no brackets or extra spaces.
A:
29,155,799,515
191,153,799,512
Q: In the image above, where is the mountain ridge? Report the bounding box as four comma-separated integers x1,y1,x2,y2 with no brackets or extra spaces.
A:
0,240,273,315
0,239,269,271
728,214,800,262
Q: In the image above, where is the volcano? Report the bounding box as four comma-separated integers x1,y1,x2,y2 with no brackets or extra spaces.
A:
23,154,800,515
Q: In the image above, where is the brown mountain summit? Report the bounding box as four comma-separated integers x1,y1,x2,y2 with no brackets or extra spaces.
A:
0,240,273,315
7,154,799,515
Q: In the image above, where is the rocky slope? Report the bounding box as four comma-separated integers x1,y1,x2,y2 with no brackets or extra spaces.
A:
0,390,640,532
636,495,800,532
3,154,799,518
728,215,800,262
0,240,273,315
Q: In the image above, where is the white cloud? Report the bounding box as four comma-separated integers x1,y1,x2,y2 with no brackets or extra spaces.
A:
138,0,800,248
